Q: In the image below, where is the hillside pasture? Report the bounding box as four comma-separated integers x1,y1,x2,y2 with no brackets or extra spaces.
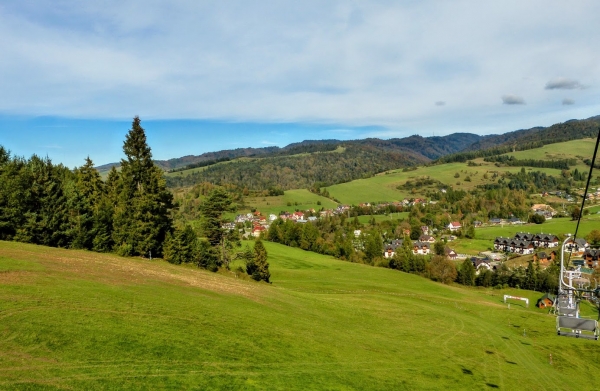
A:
1,241,599,389
327,162,565,205
497,138,596,172
237,189,338,217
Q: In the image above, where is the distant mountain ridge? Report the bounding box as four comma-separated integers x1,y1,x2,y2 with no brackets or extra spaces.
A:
96,115,600,183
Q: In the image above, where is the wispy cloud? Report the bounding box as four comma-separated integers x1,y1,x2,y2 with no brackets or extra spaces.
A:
501,95,525,105
435,101,446,106
545,78,584,90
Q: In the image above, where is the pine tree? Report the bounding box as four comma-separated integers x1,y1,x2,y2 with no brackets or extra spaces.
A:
458,258,476,286
249,239,270,282
112,117,173,256
69,157,105,250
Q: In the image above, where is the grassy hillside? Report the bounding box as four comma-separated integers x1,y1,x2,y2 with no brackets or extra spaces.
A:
1,241,599,390
239,189,338,217
326,163,563,205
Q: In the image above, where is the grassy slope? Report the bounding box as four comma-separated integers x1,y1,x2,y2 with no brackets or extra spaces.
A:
1,241,599,390
239,189,338,217
499,138,596,172
325,138,598,205
326,163,564,205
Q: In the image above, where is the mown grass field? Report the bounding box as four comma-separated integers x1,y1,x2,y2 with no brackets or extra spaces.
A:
356,213,410,225
1,240,599,390
326,164,566,205
239,189,338,217
325,139,597,205
496,138,596,172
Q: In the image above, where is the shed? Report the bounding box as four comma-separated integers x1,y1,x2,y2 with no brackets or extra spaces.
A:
536,293,555,309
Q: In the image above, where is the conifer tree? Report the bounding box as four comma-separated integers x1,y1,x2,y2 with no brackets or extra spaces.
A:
248,239,270,282
112,117,173,256
70,157,104,249
458,258,476,286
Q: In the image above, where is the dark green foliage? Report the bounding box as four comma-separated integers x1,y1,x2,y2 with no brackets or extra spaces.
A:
457,259,475,286
428,255,457,284
199,188,233,247
586,230,600,246
247,240,270,282
166,145,426,190
528,213,546,224
112,117,174,257
436,116,600,164
483,155,574,169
163,225,198,265
434,240,446,256
0,117,174,259
363,231,383,264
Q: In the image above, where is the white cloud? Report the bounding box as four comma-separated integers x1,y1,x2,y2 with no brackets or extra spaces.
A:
0,1,600,135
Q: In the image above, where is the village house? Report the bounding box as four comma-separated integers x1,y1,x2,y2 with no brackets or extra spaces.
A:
291,211,305,221
494,233,559,254
472,258,492,272
383,239,431,257
447,222,462,232
412,242,431,255
418,234,436,243
252,225,266,238
445,247,458,260
564,238,589,255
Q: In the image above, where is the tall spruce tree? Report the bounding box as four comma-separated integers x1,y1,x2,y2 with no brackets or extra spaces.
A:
248,239,270,282
199,187,237,265
112,117,173,256
69,157,104,250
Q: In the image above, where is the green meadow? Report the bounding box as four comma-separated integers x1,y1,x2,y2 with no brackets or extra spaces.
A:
1,240,599,390
499,138,596,172
240,189,338,216
326,163,565,205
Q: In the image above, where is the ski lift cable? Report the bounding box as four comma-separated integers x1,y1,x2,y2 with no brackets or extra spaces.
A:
566,127,600,266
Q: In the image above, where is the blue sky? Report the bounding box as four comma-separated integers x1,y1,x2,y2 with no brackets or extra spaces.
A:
1,1,599,167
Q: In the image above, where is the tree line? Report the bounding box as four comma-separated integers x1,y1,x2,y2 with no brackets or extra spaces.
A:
0,117,270,281
483,155,575,170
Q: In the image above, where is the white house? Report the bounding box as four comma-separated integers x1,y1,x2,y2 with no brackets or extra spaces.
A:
447,222,462,232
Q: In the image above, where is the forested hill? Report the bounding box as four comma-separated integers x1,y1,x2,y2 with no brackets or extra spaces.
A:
99,115,599,190
435,115,600,164
165,144,429,190
464,115,600,151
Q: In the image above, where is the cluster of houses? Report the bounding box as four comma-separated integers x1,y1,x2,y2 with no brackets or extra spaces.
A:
383,236,458,260
531,204,556,220
583,188,600,200
493,232,560,255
